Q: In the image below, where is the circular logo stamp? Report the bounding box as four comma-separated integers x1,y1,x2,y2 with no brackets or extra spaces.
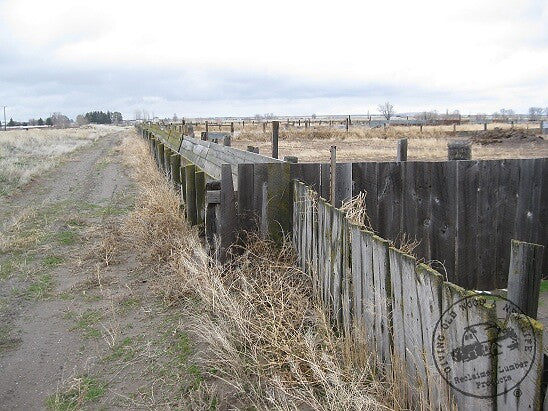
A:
432,294,537,398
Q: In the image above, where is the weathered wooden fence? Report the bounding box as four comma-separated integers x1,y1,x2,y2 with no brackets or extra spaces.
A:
351,159,548,290
293,180,545,410
139,122,547,409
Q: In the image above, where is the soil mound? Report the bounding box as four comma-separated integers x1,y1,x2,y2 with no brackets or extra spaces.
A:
471,127,544,145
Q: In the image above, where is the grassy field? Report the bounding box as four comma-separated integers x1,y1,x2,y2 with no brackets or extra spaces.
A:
174,122,547,162
0,125,119,196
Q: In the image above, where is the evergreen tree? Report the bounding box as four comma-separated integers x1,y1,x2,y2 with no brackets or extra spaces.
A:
46,117,53,126
37,118,44,126
8,118,16,127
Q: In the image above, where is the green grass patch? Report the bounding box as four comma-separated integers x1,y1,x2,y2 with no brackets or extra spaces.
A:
540,280,548,293
173,331,191,363
44,255,63,267
56,230,78,246
45,375,107,410
117,296,140,315
0,259,15,280
26,274,54,299
105,336,140,362
69,310,103,339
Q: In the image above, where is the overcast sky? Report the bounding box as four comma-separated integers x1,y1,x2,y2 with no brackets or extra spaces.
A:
0,0,546,120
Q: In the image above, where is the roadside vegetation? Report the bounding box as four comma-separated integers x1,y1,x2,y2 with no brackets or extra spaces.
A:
0,126,115,196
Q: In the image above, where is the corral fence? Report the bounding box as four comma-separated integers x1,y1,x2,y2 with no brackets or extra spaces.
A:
136,123,547,409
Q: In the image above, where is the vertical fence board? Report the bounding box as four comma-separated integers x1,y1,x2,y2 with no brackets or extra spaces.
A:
320,163,330,200
415,264,447,408
441,283,495,409
195,170,206,226
360,229,377,350
392,249,430,404
352,162,379,230
351,225,364,329
237,163,256,232
185,164,197,225
335,163,352,208
377,162,403,241
373,236,392,368
476,161,499,290
493,159,520,289
455,160,479,289
429,161,457,280
330,207,343,327
496,314,543,410
220,164,237,262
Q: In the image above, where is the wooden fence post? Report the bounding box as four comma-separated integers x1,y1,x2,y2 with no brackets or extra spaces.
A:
272,121,279,159
163,147,172,179
397,138,408,161
170,154,181,188
483,123,487,131
507,239,544,319
195,170,206,226
157,142,164,170
230,122,234,134
185,164,197,225
220,164,237,262
447,141,471,160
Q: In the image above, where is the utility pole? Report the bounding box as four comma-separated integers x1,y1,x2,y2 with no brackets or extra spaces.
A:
3,106,6,131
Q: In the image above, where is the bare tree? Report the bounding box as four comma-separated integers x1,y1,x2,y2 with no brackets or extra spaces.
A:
51,112,71,128
528,107,543,120
378,102,394,121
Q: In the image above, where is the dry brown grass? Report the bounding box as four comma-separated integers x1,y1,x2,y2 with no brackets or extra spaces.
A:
0,125,120,196
118,132,446,409
230,123,547,162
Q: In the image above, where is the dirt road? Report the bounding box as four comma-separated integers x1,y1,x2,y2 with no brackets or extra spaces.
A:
0,128,195,410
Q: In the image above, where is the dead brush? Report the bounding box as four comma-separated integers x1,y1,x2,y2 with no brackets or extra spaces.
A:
340,192,374,231
120,133,435,410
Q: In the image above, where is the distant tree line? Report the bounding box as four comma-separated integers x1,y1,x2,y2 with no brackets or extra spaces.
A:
82,111,123,124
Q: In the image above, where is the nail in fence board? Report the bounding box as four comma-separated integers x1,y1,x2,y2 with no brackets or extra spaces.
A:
185,164,197,225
